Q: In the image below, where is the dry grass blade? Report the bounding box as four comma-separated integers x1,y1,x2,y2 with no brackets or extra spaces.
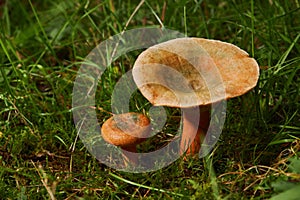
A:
31,161,57,200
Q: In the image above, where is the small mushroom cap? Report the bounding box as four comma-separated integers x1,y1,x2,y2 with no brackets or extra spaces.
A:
132,38,259,107
101,112,150,147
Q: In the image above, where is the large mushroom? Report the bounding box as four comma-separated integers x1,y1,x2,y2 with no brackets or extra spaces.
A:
132,38,259,156
101,112,151,165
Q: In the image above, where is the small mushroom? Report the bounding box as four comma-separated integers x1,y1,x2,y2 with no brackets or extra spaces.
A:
132,38,259,157
101,112,150,165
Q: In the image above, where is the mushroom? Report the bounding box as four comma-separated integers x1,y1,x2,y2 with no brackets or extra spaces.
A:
101,112,151,165
132,38,259,157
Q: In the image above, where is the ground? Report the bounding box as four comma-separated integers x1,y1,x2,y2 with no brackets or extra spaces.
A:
0,0,299,199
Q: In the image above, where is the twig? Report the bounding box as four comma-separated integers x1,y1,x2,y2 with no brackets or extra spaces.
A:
31,161,56,200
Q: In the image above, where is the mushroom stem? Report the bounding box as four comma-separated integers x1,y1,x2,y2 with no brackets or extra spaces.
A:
180,106,210,156
122,145,138,165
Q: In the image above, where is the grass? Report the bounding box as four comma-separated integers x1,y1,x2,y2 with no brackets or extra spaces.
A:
0,0,299,199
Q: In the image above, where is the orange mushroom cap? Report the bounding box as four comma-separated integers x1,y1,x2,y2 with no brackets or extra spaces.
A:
101,112,150,147
132,38,259,107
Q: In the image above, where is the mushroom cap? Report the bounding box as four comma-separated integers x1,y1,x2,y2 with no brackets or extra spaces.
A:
132,38,259,107
101,112,150,147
